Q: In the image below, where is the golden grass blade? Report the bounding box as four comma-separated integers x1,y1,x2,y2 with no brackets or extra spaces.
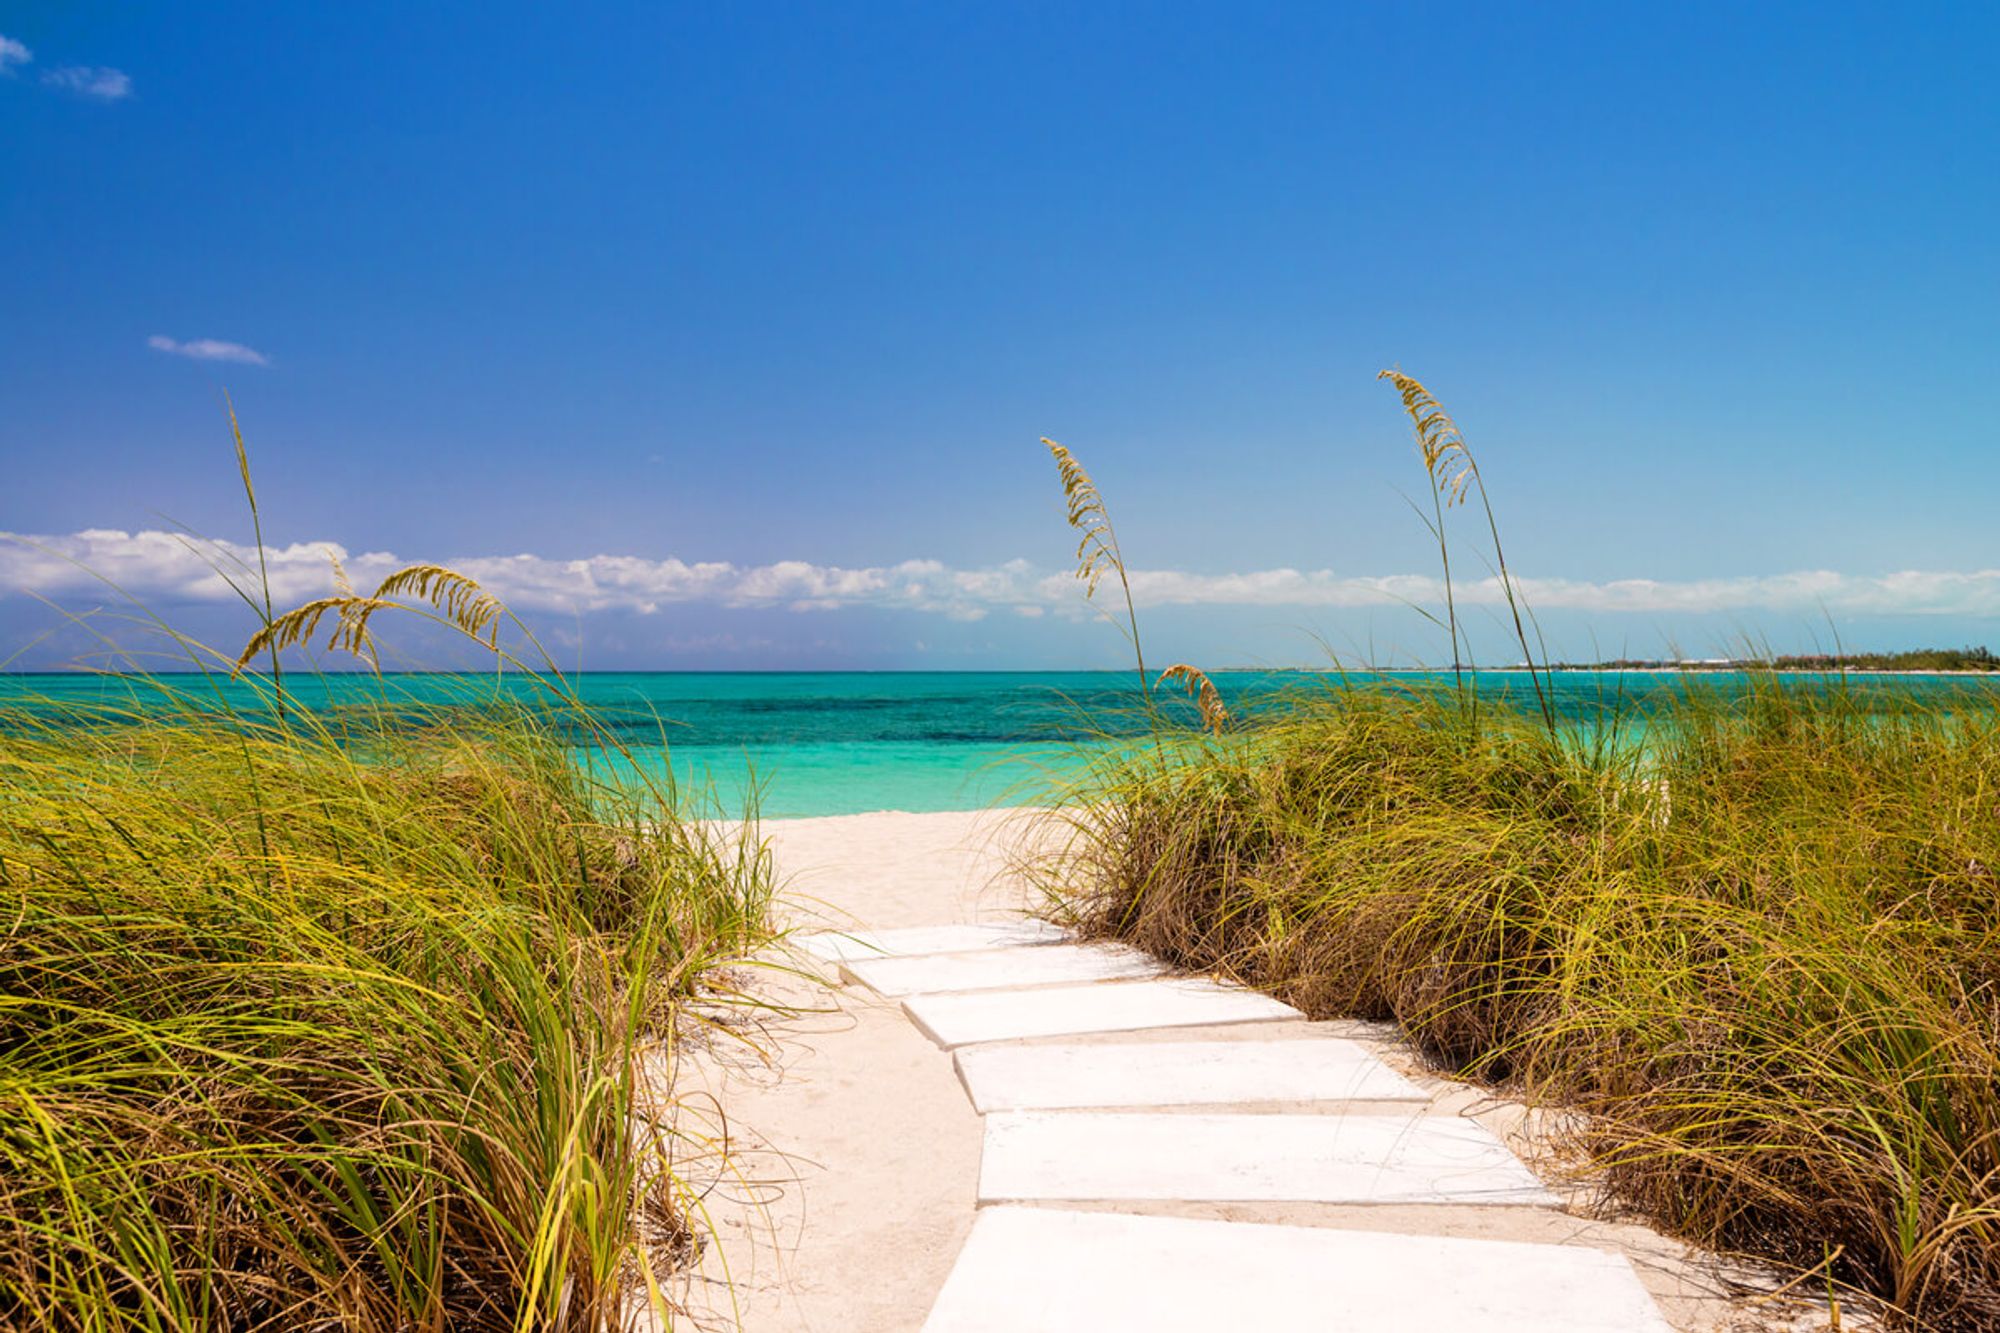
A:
1377,368,1557,734
1158,662,1229,733
234,563,506,675
1042,437,1150,690
1377,369,1473,507
226,393,288,714
1043,439,1119,600
227,395,257,511
373,564,503,647
235,596,386,672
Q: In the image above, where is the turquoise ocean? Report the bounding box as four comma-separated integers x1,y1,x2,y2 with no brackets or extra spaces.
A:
3,670,1995,818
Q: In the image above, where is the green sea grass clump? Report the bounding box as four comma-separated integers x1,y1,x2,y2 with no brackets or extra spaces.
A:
1042,677,2000,1328
0,687,771,1330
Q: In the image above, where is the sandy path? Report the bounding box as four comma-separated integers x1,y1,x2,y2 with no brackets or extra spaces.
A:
665,808,1852,1332
666,810,1052,1332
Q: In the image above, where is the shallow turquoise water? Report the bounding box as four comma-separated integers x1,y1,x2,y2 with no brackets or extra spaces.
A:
4,669,1995,818
0,670,1164,816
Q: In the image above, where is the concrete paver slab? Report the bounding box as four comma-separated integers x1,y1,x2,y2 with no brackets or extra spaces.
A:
921,1207,1671,1332
978,1110,1556,1205
844,942,1160,996
796,921,1068,963
952,1037,1424,1111
903,978,1300,1048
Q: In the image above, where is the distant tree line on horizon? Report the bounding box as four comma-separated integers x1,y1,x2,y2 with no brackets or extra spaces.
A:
1555,646,2000,673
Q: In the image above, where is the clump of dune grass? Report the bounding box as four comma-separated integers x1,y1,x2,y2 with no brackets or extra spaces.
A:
1,419,774,1330
1035,375,2000,1329
0,671,772,1332
1044,678,2000,1327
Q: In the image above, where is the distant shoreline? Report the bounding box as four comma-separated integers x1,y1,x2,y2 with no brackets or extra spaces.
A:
4,664,1998,678
1217,665,2000,678
1543,666,2000,677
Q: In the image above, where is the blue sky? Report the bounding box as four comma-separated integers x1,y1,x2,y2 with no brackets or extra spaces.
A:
4,2,1998,670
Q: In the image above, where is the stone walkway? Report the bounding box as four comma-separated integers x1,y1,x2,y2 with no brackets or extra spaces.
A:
669,810,1842,1332
798,923,1669,1332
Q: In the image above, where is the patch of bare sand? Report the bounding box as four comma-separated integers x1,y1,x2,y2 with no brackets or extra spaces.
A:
662,808,1868,1333
662,809,1052,1332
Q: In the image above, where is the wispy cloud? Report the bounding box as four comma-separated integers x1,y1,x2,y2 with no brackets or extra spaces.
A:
147,335,270,366
43,64,131,100
3,38,134,100
5,530,2000,623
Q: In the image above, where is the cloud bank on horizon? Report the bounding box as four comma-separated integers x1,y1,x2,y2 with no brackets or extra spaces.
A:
5,529,1998,625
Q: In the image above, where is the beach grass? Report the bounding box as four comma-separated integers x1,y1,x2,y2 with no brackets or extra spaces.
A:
1,656,772,1327
1035,374,2000,1329
1039,675,2000,1328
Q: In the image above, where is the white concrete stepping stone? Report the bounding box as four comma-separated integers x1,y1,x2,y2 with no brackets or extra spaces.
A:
953,1037,1424,1111
903,978,1299,1048
843,942,1160,997
921,1207,1670,1332
978,1110,1555,1204
794,920,1067,963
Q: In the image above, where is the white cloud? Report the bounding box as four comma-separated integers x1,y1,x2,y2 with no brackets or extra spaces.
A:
5,530,2000,623
0,35,31,72
44,65,131,100
147,335,270,366
1115,567,2000,617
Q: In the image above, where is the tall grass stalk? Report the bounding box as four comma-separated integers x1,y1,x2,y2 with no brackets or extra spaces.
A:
226,396,285,725
1041,437,1229,733
1379,370,1556,734
1043,438,1150,694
